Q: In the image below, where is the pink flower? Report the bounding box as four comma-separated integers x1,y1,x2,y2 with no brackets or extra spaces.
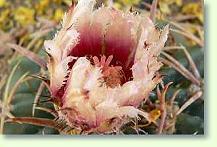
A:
44,0,169,133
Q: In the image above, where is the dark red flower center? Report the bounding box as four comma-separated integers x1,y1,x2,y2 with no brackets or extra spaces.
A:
53,13,137,105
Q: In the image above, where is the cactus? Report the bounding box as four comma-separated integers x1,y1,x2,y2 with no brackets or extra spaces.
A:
0,0,204,135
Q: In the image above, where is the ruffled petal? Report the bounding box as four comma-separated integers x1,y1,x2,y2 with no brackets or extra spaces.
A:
44,0,169,133
48,56,76,94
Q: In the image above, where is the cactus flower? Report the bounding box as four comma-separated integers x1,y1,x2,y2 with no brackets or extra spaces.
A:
44,0,169,133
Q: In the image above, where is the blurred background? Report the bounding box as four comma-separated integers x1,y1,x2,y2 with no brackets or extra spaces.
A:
0,0,204,134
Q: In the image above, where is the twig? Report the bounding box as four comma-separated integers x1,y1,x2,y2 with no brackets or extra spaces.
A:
27,27,53,51
141,1,151,9
32,82,45,116
0,75,7,90
157,82,172,134
7,73,29,105
35,107,58,117
6,43,47,69
161,52,201,86
181,45,201,79
163,46,184,51
176,91,202,115
6,117,61,131
0,62,20,134
30,28,53,39
150,0,158,22
170,21,192,32
171,15,197,22
0,100,14,119
196,26,204,41
170,28,204,47
169,89,181,105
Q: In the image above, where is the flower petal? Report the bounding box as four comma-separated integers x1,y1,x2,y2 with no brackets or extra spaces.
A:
48,56,76,94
